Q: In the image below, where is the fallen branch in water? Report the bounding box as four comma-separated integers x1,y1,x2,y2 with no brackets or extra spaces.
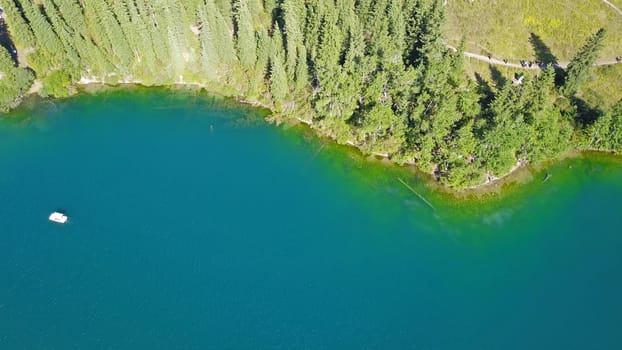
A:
398,178,436,211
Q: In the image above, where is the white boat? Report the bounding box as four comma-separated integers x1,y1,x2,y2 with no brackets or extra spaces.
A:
49,212,68,224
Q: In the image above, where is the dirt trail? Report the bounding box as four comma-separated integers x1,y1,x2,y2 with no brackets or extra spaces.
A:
603,0,622,16
447,45,621,70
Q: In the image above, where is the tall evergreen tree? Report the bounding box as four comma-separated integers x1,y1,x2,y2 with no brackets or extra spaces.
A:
584,99,622,152
269,52,288,107
561,28,607,97
1,1,36,48
282,0,305,80
0,48,34,111
233,0,257,70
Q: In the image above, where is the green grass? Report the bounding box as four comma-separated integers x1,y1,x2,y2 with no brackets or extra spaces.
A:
606,0,622,10
462,57,621,108
579,63,622,109
448,1,622,109
446,0,622,62
462,56,538,88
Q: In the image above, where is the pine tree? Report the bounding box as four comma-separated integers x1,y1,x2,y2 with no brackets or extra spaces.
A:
204,0,238,71
197,4,221,81
269,52,288,107
0,48,34,111
294,45,308,92
19,1,66,71
233,0,257,70
41,0,81,72
585,99,622,152
1,1,36,48
561,28,607,97
255,28,271,80
282,0,305,80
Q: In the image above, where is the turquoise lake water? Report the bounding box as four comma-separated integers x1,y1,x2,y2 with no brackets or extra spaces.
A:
1,89,621,349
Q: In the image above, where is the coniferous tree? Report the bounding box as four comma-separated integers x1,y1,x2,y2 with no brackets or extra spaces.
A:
233,0,257,70
255,28,272,80
0,48,34,111
269,52,288,107
19,0,66,71
1,1,36,48
205,0,238,72
294,45,308,92
136,0,171,74
584,99,622,152
282,0,305,80
561,28,607,97
268,22,288,106
41,0,81,72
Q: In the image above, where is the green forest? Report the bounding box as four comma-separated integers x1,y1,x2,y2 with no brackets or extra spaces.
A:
0,0,620,188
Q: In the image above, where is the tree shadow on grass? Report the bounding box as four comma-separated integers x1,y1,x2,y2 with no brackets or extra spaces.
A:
475,72,494,109
489,65,507,88
571,96,603,126
529,33,558,65
529,33,567,87
0,18,18,65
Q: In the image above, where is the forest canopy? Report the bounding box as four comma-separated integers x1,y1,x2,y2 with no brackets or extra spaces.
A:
0,0,620,188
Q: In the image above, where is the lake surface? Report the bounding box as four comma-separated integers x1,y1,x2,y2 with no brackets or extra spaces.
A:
1,89,621,349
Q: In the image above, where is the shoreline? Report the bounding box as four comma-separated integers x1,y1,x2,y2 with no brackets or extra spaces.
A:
20,79,620,196
74,77,275,111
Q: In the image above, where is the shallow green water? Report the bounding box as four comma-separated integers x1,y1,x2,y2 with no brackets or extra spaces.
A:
1,89,621,349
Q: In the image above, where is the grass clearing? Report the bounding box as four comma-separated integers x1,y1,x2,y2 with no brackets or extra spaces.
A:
462,57,621,108
579,64,622,109
606,0,622,10
462,57,532,87
448,1,622,110
446,0,622,62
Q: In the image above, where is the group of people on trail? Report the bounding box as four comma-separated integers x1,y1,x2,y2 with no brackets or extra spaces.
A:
486,54,551,68
519,60,552,68
486,54,622,69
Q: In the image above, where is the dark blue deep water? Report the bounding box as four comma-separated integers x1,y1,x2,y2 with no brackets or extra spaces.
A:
1,89,621,349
